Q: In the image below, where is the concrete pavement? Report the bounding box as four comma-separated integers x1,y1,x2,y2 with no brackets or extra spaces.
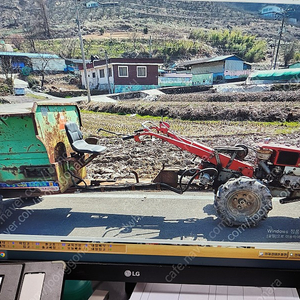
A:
0,84,168,114
0,87,118,114
0,190,299,246
0,73,170,115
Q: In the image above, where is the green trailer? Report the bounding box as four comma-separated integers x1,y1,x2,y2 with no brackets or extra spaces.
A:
0,102,105,199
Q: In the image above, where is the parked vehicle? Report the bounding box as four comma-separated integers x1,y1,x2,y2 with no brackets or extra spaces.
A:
14,87,25,96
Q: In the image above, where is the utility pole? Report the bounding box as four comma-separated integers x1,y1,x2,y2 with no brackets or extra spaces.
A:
273,14,285,70
273,8,292,70
104,50,112,94
270,42,277,69
149,35,152,58
75,0,91,102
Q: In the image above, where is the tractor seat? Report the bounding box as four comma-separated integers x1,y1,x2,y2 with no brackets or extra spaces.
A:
65,122,107,154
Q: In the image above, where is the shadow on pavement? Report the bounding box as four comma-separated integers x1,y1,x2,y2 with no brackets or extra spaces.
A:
0,201,298,244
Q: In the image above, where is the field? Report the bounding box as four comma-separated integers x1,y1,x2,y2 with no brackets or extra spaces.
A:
80,94,300,183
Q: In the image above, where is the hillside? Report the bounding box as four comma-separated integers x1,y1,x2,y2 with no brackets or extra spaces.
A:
0,1,299,64
1,1,299,40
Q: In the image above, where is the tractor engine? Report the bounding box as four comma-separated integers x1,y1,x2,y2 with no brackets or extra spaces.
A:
254,143,300,200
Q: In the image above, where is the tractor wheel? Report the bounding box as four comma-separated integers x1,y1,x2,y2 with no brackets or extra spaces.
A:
214,176,272,227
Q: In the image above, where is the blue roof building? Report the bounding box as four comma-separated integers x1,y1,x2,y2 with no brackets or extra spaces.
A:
0,52,65,73
0,52,60,59
178,55,251,83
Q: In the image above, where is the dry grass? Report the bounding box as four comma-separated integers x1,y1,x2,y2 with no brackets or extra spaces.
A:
81,111,300,142
83,95,300,123
80,109,300,181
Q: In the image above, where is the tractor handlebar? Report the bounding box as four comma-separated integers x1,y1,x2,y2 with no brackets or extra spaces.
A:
122,135,136,140
122,128,146,140
122,121,171,142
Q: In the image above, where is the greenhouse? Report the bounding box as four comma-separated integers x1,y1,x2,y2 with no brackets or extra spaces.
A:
246,68,300,84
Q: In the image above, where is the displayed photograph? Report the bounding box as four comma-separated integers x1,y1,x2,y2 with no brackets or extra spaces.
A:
0,0,300,268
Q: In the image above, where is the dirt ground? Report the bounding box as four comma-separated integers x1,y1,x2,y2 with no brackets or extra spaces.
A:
84,129,300,184
3,90,300,184
83,90,300,122
80,95,300,183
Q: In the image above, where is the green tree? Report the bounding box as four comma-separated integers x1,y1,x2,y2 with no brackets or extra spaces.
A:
294,52,300,62
190,29,267,62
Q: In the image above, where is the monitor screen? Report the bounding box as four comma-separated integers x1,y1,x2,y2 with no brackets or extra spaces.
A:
0,0,300,287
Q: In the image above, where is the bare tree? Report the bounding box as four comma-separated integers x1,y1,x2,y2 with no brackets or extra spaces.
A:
0,56,14,85
83,39,93,59
21,0,51,40
58,38,78,59
284,42,296,67
31,41,58,87
10,34,25,50
34,56,51,87
36,0,52,39
23,23,38,52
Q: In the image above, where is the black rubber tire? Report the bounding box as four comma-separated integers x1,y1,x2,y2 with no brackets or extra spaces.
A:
214,176,272,227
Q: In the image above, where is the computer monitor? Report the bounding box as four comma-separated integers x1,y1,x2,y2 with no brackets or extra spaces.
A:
0,0,300,291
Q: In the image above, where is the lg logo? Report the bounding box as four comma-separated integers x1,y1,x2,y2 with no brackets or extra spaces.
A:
124,270,141,277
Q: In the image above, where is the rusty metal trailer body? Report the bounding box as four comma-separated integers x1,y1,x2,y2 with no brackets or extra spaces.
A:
0,103,86,198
